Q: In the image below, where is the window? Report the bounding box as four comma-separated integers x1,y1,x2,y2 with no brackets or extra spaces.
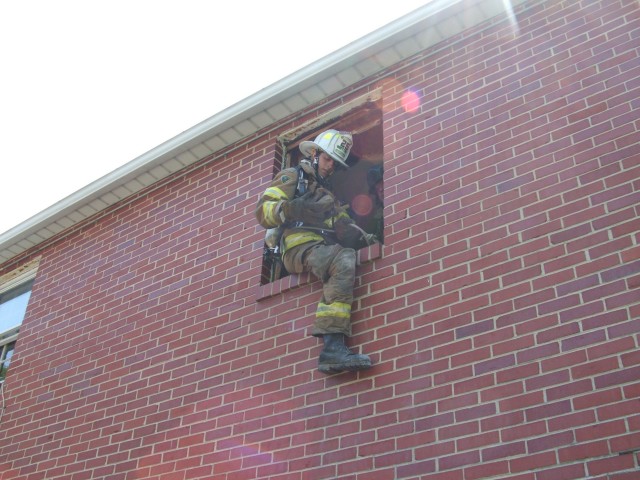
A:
0,261,38,383
0,280,33,335
0,341,15,382
260,91,384,285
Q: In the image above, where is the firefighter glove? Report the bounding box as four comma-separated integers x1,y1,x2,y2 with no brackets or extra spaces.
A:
281,191,333,224
334,217,362,248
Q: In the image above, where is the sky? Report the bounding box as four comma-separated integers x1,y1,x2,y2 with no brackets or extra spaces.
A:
0,0,430,236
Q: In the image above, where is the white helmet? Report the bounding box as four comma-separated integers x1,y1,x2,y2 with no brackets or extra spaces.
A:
299,129,352,169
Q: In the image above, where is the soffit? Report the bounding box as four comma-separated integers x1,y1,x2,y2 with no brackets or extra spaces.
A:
0,0,526,265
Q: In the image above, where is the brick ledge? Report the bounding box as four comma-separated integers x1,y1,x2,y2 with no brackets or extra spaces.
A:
255,242,382,301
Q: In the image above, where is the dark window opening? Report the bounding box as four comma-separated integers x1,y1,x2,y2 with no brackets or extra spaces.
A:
260,100,384,285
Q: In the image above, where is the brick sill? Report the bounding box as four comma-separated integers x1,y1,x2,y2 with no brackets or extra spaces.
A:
255,242,382,301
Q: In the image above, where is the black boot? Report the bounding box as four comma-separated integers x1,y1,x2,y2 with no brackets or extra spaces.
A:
318,333,372,374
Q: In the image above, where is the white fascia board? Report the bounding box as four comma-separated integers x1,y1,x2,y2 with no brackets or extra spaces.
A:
1,0,510,263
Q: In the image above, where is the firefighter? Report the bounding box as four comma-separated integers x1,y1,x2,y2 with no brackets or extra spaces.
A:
255,129,373,374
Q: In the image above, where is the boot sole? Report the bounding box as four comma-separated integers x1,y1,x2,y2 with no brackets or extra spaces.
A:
318,360,372,374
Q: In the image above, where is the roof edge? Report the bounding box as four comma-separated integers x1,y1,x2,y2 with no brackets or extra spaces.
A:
0,0,457,253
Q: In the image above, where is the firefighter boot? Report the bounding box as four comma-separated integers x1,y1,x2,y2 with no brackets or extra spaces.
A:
318,333,372,374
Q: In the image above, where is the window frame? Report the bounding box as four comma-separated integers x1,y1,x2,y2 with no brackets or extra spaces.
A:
0,259,39,383
0,336,17,384
258,90,385,292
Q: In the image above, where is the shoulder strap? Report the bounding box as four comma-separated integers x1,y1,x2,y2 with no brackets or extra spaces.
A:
294,164,307,197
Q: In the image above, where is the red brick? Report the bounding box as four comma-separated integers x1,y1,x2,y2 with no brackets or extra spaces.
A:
482,441,526,462
510,451,557,473
528,430,575,453
536,463,587,480
609,432,640,455
464,460,510,480
595,365,640,389
415,439,456,461
1,3,638,480
396,459,436,478
587,453,637,477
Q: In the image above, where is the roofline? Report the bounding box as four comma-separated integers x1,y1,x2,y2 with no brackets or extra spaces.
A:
1,0,524,265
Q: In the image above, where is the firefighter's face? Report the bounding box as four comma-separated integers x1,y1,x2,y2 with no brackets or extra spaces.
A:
317,152,335,178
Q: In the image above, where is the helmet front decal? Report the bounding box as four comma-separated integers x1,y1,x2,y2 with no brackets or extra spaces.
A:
333,135,352,162
298,129,353,169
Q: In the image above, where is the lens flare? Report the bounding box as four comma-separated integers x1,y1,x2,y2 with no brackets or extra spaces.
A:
503,0,520,34
401,89,420,113
351,194,373,217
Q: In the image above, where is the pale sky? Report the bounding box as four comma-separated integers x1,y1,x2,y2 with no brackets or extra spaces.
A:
0,0,430,235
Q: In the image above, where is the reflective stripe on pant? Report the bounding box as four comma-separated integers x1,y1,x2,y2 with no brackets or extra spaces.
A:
283,242,356,337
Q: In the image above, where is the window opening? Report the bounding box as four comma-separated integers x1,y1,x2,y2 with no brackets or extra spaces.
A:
0,279,33,336
0,261,38,383
0,341,15,383
260,97,384,285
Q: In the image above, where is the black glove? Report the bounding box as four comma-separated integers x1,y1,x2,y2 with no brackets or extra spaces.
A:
334,217,363,247
281,191,333,224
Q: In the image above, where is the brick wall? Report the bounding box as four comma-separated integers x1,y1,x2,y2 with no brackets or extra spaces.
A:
1,1,639,478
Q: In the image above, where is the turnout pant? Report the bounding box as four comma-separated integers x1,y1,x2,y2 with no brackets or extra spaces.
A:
283,242,357,336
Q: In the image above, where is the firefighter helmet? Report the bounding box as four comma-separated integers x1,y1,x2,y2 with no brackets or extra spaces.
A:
300,129,352,169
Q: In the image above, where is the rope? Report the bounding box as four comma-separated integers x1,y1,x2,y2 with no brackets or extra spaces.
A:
0,382,4,423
